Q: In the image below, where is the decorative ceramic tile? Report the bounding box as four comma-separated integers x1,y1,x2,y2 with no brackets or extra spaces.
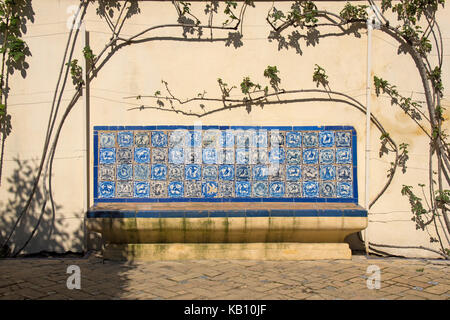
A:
235,181,251,197
269,165,284,180
203,165,218,180
218,148,234,164
134,181,149,198
219,181,234,197
303,132,318,147
118,131,134,147
99,148,116,164
99,165,115,181
168,165,184,180
337,165,352,181
135,132,150,147
95,126,357,202
151,181,167,197
99,181,115,198
168,181,184,197
286,149,301,164
202,181,218,198
100,133,115,147
336,131,351,147
236,148,250,165
253,165,269,181
188,131,202,147
117,164,132,180
203,148,218,164
202,130,219,148
236,130,253,148
269,148,285,164
319,149,335,164
303,181,319,198
320,181,336,198
168,130,186,148
236,165,250,181
134,164,149,181
337,182,352,198
185,164,201,180
117,148,132,163
220,131,235,147
169,148,184,164
151,148,167,163
286,165,302,181
151,131,168,148
286,131,302,148
336,148,352,164
319,165,336,181
151,164,167,180
185,148,202,164
219,165,234,181
252,130,268,148
185,181,201,197
286,182,302,197
134,148,150,164
319,131,335,148
252,181,267,197
269,181,285,197
303,149,318,164
303,165,319,181
116,181,133,197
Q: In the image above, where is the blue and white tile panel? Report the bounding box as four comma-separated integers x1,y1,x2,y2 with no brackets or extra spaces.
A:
93,126,358,203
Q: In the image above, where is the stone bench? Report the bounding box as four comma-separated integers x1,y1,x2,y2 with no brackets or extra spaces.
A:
87,125,367,260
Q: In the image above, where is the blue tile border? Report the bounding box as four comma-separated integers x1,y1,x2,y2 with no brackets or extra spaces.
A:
93,125,360,204
87,208,368,218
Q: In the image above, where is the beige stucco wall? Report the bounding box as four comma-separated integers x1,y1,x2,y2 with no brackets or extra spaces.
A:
0,0,448,257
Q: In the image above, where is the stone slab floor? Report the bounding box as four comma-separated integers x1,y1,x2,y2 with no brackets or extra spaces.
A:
0,254,448,300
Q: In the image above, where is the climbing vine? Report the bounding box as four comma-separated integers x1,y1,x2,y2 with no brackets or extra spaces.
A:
1,0,449,259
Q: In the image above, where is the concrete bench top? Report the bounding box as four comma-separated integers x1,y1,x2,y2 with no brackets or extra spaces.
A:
87,202,367,217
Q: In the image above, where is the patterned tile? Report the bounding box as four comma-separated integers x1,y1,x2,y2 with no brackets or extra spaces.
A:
185,164,201,180
98,181,115,198
269,181,285,197
168,165,184,180
134,164,149,181
219,165,234,181
117,148,132,163
202,181,219,198
303,181,319,198
95,126,357,201
151,131,168,148
117,164,132,180
99,148,116,164
99,165,115,181
99,132,115,147
185,181,201,197
118,131,134,147
168,181,184,197
116,181,133,197
134,181,150,198
151,148,167,163
336,131,352,147
135,132,150,147
336,148,352,164
235,181,251,197
320,181,336,198
151,164,167,180
253,181,268,197
203,165,218,180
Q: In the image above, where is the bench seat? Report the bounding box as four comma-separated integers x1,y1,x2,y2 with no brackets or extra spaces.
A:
87,202,367,261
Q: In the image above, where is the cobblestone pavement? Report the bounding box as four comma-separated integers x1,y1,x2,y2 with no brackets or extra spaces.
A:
0,254,448,300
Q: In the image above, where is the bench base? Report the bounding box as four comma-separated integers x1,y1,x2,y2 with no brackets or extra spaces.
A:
102,243,352,261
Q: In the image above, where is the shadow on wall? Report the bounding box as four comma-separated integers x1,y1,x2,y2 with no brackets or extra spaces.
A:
0,158,84,257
